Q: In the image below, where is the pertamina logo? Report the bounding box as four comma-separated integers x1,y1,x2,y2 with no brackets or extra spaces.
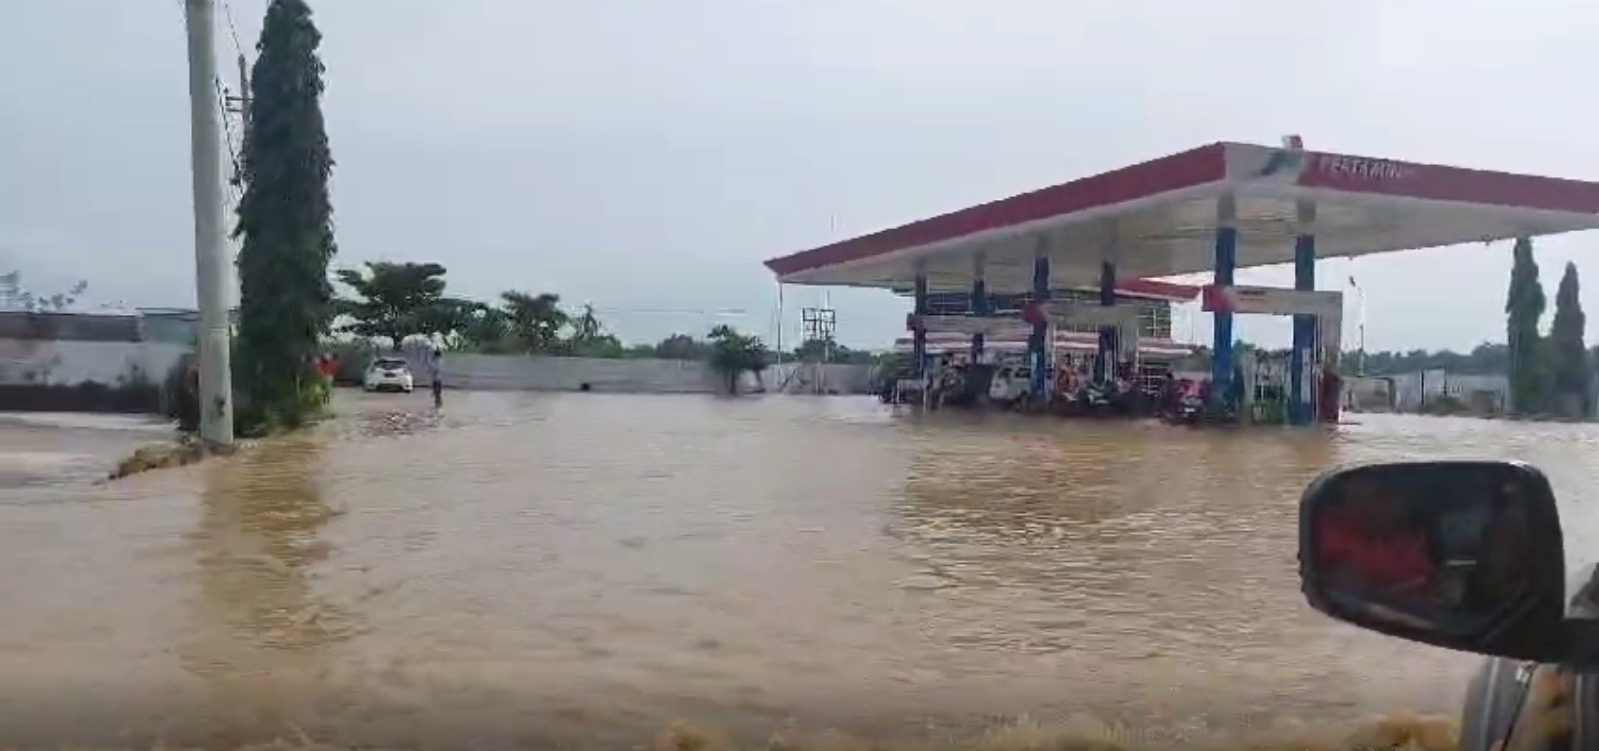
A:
1256,148,1307,182
1315,155,1411,181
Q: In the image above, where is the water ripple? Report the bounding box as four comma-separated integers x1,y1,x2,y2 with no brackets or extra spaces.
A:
0,393,1588,746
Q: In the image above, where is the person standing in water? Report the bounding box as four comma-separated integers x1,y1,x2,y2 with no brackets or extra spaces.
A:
428,348,444,408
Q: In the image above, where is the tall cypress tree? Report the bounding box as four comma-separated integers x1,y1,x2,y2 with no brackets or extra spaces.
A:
1505,237,1547,416
233,0,337,433
1550,261,1590,417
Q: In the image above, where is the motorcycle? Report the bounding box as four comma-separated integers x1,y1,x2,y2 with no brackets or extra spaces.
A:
1074,381,1120,418
1169,393,1205,425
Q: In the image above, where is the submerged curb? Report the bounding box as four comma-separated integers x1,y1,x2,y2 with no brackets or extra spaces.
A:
106,437,241,481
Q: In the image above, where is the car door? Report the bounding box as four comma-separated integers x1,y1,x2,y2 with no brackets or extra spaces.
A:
1499,663,1572,751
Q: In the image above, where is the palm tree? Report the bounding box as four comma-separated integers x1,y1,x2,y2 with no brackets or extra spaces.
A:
500,290,568,352
570,304,603,342
707,325,769,394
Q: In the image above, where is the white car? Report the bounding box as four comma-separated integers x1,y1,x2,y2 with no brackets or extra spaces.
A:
363,356,414,393
988,364,1032,405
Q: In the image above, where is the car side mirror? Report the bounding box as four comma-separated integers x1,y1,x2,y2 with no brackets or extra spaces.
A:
1298,460,1567,663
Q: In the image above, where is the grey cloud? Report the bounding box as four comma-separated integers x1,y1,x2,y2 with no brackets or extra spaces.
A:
3,0,1597,349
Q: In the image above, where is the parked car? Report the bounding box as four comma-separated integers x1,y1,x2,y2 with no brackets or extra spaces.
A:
987,364,1031,406
363,356,414,393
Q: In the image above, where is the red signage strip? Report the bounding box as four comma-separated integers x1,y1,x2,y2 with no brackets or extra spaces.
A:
1299,151,1599,214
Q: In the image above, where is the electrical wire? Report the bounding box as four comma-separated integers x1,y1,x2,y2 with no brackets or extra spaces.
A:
213,75,243,187
214,0,247,207
587,307,750,317
219,0,244,59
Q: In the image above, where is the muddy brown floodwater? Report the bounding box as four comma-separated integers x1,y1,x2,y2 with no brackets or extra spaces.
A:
2,392,1598,749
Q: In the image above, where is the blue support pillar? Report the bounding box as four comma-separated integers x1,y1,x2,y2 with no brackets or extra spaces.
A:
1029,252,1051,399
970,253,988,362
1095,261,1118,384
1289,202,1317,425
1211,197,1238,406
912,270,928,379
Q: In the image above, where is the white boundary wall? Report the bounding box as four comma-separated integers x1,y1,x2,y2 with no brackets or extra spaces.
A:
0,338,189,386
0,339,878,397
439,353,875,395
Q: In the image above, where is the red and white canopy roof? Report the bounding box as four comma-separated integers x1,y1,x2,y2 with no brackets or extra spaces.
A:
767,141,1599,292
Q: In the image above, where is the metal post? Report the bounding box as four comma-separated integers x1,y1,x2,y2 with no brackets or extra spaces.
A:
1096,260,1118,384
1359,322,1366,375
1029,251,1051,399
774,282,784,369
912,269,928,380
1350,275,1367,376
1289,269,1316,422
185,0,235,445
1211,195,1237,408
1288,201,1318,425
970,252,988,362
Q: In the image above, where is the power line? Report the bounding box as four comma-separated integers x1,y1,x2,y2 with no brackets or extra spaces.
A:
214,0,247,201
219,0,244,59
587,307,750,317
213,75,242,193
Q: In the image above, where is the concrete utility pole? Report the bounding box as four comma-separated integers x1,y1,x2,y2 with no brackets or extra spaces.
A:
184,0,236,445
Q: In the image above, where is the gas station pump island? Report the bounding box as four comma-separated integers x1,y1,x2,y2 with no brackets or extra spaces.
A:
763,140,1599,426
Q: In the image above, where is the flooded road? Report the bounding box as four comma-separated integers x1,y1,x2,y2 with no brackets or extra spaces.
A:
2,392,1596,748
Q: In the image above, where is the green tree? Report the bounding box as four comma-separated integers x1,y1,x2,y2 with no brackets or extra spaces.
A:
232,0,337,434
421,297,479,347
500,290,567,352
1550,261,1591,417
653,333,711,360
1506,237,1549,415
793,337,835,362
707,324,769,394
453,302,513,351
1185,342,1520,379
568,304,602,342
792,337,880,365
562,304,624,357
334,261,449,349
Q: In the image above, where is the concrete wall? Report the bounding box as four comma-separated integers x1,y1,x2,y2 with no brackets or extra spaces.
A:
0,328,877,399
440,353,725,393
434,353,876,395
0,338,189,386
1388,371,1508,413
769,361,876,395
1341,371,1510,414
0,337,187,414
1342,376,1395,411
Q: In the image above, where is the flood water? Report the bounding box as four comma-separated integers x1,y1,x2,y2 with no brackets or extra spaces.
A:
3,392,1598,749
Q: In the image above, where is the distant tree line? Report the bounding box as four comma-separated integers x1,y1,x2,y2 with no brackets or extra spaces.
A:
1177,342,1523,378
330,260,870,393
1185,338,1599,385
0,272,89,313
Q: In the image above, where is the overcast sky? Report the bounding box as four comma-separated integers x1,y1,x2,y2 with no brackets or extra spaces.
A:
3,0,1598,350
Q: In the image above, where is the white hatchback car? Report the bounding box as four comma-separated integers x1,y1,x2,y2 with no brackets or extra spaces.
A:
987,364,1032,405
363,356,415,393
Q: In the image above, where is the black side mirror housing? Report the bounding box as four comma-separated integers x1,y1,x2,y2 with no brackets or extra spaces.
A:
1298,460,1567,663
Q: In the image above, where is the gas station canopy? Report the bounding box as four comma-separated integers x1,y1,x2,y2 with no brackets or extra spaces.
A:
765,141,1599,292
